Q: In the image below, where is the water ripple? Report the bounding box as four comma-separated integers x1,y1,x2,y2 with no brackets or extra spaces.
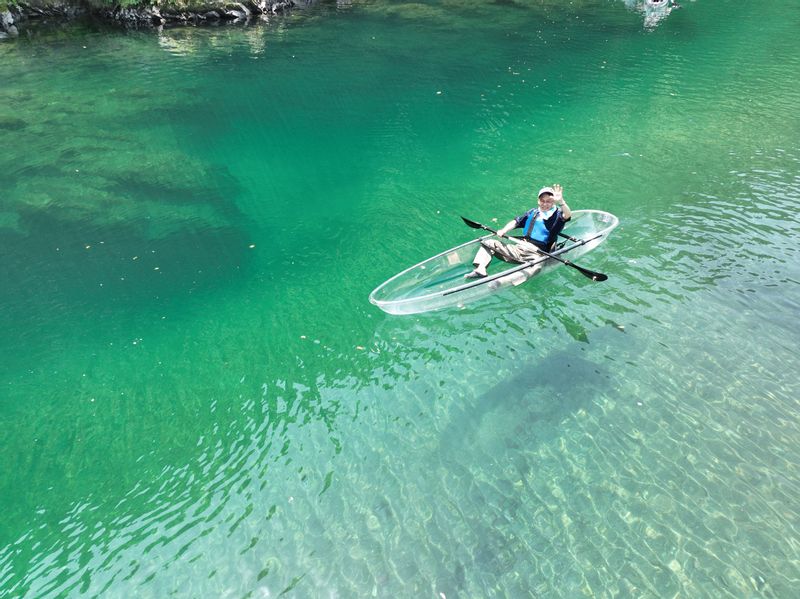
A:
3,2,800,597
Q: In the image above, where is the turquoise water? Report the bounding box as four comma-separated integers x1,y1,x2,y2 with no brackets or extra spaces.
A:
2,1,799,596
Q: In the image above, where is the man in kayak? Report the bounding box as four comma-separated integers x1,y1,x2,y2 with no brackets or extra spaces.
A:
465,184,572,279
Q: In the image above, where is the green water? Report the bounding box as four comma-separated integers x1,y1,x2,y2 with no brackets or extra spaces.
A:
2,1,799,596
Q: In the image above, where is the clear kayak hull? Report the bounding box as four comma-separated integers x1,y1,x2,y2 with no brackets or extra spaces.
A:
369,210,619,315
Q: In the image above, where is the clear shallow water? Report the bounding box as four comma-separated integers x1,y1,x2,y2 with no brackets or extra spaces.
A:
1,1,799,597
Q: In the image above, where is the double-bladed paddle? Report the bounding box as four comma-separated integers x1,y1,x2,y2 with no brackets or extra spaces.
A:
460,216,608,282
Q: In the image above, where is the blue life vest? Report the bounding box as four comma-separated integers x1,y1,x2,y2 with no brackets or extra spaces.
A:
522,207,566,249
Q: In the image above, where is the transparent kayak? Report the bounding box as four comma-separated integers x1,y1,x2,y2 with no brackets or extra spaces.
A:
369,210,619,315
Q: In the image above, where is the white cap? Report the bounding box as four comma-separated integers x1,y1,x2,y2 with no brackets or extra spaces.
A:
537,186,555,198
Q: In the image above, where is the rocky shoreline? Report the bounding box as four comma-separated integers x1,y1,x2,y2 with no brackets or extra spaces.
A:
1,0,300,37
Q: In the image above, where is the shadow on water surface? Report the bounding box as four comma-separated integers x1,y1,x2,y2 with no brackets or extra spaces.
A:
425,327,625,598
438,337,615,460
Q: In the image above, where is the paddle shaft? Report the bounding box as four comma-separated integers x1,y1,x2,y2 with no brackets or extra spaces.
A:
460,217,608,282
444,231,605,296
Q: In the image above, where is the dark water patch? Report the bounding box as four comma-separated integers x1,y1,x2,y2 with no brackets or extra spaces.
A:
157,101,245,142
2,119,249,242
58,147,81,161
114,91,211,129
0,115,28,131
0,89,34,104
107,163,244,217
492,0,524,8
109,175,221,207
0,206,253,367
4,163,65,187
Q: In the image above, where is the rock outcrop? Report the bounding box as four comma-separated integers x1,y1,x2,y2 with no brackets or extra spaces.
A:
0,0,300,34
95,0,297,28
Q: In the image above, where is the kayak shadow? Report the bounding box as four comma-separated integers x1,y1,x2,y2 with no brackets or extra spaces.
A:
437,343,614,459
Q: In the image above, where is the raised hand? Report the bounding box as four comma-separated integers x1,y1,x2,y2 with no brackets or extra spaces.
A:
553,184,564,205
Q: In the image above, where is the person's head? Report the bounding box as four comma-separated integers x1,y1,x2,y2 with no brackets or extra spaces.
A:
537,186,555,209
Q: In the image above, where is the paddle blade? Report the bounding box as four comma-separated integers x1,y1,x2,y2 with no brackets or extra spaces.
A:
555,256,608,282
574,264,608,281
460,216,484,230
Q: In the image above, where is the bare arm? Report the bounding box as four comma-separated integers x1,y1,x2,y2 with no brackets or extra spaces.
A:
496,219,518,237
